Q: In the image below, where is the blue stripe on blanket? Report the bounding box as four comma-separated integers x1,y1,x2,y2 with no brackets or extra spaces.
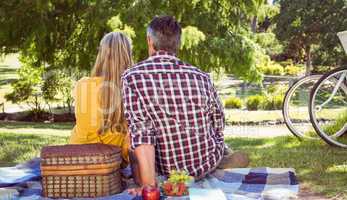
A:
0,159,299,200
0,158,41,188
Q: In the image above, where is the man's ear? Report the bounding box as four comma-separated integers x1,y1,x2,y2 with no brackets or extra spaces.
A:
147,36,155,55
147,36,151,45
147,36,154,48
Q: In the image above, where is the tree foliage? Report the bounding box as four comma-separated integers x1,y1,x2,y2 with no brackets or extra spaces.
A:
275,0,347,72
4,55,44,113
119,0,266,82
0,0,121,71
0,0,266,83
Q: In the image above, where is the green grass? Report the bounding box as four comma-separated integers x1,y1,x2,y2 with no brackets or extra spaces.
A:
323,112,347,135
0,121,72,166
0,121,73,136
0,132,68,167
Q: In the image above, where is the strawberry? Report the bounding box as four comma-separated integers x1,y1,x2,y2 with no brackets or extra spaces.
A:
177,183,187,195
162,182,174,196
161,170,192,196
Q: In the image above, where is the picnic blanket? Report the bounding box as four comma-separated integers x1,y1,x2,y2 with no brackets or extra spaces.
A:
0,159,299,200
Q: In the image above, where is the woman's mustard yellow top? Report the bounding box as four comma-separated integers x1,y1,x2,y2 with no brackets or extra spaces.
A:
69,77,129,163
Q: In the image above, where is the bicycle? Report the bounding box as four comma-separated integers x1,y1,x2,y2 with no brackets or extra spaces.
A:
309,66,347,147
283,31,347,146
282,74,322,139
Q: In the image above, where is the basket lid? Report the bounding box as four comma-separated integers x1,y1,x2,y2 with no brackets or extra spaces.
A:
41,143,121,158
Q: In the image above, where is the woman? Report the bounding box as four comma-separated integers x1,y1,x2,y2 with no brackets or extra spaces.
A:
70,32,132,165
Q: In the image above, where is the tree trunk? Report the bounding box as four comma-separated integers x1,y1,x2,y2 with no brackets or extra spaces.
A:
251,16,257,33
305,45,311,75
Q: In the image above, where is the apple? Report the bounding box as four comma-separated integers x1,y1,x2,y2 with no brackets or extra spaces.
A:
142,185,160,200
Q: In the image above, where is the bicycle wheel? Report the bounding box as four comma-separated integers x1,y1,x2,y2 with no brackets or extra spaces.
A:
282,75,322,139
309,67,347,147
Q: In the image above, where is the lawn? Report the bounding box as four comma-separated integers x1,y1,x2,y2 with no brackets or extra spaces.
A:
0,121,347,198
0,121,73,137
0,121,72,166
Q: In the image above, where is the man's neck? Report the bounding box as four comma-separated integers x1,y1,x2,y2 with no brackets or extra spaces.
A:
149,50,177,57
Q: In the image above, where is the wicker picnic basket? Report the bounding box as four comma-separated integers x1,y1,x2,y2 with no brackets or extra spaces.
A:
40,143,123,198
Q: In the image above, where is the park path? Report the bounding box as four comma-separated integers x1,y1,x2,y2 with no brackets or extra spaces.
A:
224,124,292,138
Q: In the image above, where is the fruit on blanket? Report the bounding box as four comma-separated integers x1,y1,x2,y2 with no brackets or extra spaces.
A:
161,170,192,196
142,186,160,200
162,182,189,196
167,170,193,184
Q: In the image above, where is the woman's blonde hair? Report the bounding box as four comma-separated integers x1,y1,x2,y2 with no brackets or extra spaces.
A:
91,32,133,134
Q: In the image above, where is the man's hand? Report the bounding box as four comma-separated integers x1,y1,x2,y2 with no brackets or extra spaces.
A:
128,144,156,196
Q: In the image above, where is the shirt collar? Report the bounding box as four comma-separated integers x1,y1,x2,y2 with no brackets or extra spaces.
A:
148,50,178,61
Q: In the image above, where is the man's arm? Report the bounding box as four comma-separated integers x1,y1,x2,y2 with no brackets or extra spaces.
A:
122,77,157,193
134,144,156,186
209,80,225,143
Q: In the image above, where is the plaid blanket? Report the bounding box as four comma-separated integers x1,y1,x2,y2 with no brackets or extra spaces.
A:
0,159,299,200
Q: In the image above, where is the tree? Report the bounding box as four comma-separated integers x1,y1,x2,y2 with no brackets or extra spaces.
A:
0,1,123,71
275,0,347,74
119,0,266,82
5,55,45,118
0,1,127,115
1,0,266,84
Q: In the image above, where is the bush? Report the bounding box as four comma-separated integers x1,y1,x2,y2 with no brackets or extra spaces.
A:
5,55,45,117
246,95,265,110
224,97,242,109
266,83,288,95
284,65,303,76
278,59,294,67
42,70,74,113
246,94,284,111
259,63,284,75
312,65,334,74
263,94,284,110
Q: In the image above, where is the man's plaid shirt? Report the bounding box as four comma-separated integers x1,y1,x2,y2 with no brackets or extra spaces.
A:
122,51,225,178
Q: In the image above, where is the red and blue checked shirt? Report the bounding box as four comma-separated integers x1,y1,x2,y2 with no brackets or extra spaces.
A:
122,51,225,178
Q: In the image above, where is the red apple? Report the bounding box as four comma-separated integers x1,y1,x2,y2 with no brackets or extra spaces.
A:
142,185,160,200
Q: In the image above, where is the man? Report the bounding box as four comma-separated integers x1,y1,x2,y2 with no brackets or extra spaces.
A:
122,16,248,193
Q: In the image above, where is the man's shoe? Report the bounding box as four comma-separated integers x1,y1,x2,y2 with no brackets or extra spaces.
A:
217,151,250,169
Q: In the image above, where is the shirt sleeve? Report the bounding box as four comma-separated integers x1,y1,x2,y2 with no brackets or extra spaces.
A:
122,76,156,149
209,80,225,143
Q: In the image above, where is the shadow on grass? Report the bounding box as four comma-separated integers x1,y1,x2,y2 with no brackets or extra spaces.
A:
225,136,347,197
0,65,17,86
0,65,17,73
0,121,74,130
0,133,68,166
0,78,16,86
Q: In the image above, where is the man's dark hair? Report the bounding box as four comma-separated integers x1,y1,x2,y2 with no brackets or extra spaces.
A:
147,16,182,53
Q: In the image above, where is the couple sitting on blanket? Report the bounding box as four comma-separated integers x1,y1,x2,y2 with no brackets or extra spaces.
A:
69,15,249,195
